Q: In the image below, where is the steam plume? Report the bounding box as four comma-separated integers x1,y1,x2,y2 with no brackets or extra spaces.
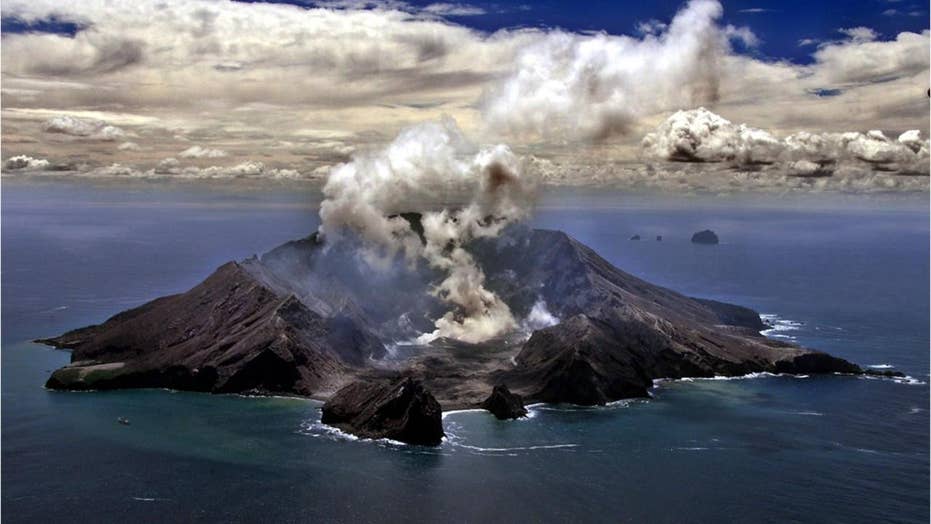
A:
480,0,733,142
319,117,534,343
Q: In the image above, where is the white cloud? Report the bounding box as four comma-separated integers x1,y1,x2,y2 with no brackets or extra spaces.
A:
0,0,533,111
0,0,927,193
636,19,668,36
481,0,745,141
838,27,879,43
179,145,228,158
89,163,140,177
524,155,929,193
4,155,50,170
811,29,929,85
641,107,782,164
118,141,141,151
787,159,826,177
153,159,304,179
642,107,930,175
724,24,760,47
422,3,486,16
42,115,125,140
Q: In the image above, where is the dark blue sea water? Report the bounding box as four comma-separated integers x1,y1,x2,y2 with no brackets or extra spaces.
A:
3,180,928,523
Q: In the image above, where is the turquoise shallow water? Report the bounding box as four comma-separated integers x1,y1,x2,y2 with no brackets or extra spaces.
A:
2,181,928,523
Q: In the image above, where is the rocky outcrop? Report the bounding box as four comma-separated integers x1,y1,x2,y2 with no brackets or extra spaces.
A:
481,385,527,419
691,230,719,244
321,378,444,445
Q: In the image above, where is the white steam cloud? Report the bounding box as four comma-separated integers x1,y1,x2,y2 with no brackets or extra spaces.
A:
642,107,930,175
319,117,534,343
481,0,738,141
520,299,559,333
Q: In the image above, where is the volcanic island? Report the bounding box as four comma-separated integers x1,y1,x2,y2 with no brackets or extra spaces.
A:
38,220,899,445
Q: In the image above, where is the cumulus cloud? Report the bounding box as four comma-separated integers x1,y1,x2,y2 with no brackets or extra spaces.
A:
150,159,303,179
42,115,125,140
642,107,930,175
4,158,310,180
117,141,141,151
3,155,50,170
319,117,534,343
194,161,300,179
1,0,532,110
0,0,927,193
641,107,782,164
810,29,929,85
179,145,228,158
838,27,879,43
524,155,929,193
480,0,747,141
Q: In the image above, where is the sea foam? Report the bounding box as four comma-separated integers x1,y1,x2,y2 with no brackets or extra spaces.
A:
759,313,803,340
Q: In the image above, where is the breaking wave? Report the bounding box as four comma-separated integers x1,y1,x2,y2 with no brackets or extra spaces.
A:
653,372,811,386
453,443,578,453
759,313,803,340
856,373,926,386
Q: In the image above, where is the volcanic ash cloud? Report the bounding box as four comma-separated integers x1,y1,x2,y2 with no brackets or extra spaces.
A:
319,117,534,343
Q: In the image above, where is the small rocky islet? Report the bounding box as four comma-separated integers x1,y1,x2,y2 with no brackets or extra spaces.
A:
38,220,900,445
691,229,720,244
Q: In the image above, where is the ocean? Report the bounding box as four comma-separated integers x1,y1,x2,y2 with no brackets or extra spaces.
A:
2,179,928,523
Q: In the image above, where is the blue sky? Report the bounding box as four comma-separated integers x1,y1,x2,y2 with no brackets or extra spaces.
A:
405,0,929,63
4,0,928,65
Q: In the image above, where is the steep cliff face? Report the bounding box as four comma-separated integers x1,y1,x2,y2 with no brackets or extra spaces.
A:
39,226,881,412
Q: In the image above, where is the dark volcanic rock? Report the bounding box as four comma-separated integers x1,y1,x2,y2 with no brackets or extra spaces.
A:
864,369,906,378
507,314,655,405
481,385,527,419
692,298,767,331
41,261,382,395
321,378,444,445
691,230,719,244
